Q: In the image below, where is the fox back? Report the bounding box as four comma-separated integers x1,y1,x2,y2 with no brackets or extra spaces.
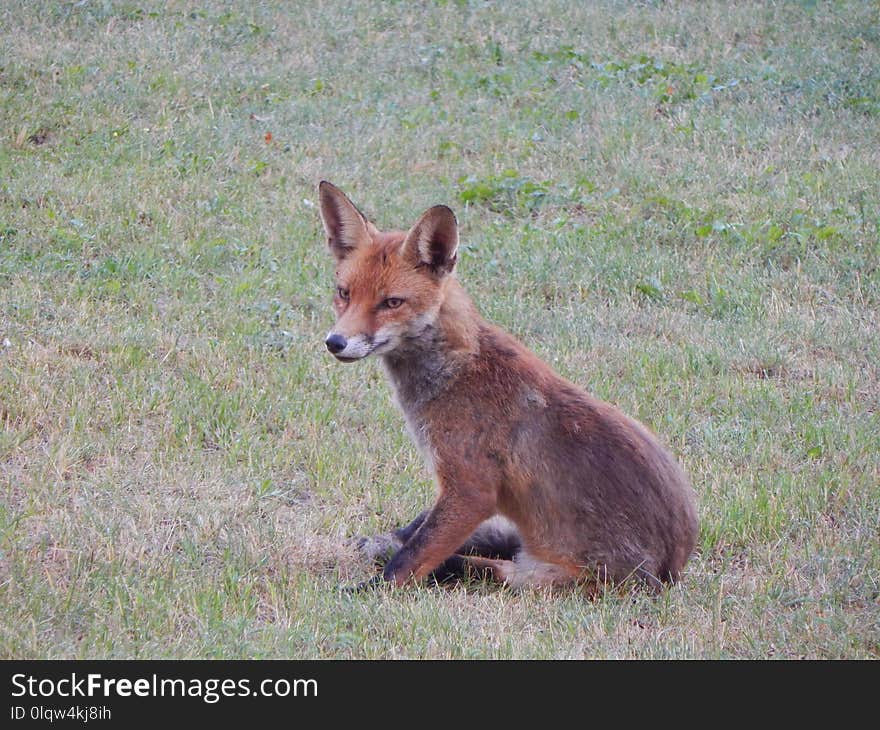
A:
319,182,698,591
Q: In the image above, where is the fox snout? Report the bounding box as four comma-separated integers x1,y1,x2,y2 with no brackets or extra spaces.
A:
324,331,387,362
325,333,347,354
324,331,361,362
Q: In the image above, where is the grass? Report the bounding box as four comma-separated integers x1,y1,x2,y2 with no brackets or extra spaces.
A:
1,0,878,659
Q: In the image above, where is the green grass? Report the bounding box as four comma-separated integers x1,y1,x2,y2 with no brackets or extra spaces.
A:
1,0,878,658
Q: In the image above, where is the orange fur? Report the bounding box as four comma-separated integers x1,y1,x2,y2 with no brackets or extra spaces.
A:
319,182,698,591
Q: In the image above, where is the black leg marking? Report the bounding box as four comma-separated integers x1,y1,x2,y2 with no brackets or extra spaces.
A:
358,513,523,587
424,515,524,584
394,510,429,543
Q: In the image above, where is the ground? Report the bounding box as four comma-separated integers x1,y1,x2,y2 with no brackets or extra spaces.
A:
1,0,878,658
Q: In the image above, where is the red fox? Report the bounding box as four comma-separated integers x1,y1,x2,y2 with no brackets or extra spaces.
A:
318,181,698,592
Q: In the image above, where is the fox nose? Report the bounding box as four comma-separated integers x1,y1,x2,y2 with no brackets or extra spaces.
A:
325,333,347,354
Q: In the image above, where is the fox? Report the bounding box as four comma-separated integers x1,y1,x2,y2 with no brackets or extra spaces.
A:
318,181,698,592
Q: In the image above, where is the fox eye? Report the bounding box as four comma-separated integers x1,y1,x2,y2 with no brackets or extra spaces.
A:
336,287,350,301
383,297,404,309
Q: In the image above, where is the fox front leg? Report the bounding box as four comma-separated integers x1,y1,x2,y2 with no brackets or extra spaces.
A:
355,511,428,566
382,493,495,586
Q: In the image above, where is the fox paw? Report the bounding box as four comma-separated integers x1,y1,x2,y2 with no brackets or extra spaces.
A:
356,533,402,565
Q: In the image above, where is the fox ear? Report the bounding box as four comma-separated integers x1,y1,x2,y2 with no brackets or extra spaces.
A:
402,205,459,276
318,181,370,261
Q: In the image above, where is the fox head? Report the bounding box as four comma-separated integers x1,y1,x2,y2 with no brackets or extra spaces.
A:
318,181,459,362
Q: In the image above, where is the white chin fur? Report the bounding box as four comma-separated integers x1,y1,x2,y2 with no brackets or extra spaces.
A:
370,338,396,357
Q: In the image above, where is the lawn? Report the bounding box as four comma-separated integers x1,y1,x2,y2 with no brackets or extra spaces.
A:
1,0,878,658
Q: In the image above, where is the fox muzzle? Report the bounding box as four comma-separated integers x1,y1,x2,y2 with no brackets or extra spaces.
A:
325,333,347,354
